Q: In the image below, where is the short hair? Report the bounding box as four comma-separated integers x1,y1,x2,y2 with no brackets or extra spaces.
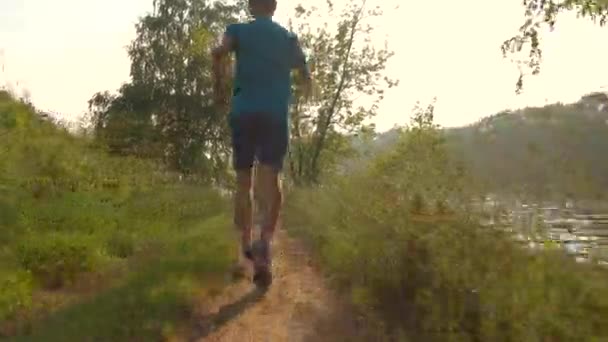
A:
249,0,276,5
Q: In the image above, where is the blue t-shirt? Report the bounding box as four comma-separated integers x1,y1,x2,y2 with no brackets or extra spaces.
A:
225,16,307,121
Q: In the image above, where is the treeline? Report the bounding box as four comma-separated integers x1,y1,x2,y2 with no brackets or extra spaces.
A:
86,0,395,186
363,92,608,202
446,93,608,200
446,92,608,201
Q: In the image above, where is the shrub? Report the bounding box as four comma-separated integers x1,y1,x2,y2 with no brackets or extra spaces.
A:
17,192,118,235
0,91,234,340
16,235,95,289
284,104,608,340
105,231,136,259
287,178,608,341
0,270,33,321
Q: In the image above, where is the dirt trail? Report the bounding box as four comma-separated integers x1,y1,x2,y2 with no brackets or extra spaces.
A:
182,229,374,342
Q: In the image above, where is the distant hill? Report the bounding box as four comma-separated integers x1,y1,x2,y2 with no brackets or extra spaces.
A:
362,92,608,200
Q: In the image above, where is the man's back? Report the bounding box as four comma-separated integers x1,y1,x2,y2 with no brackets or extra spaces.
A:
226,17,300,119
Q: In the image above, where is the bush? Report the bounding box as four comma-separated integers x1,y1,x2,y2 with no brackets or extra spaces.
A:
124,186,227,224
17,192,118,235
1,88,234,340
285,105,608,340
16,235,95,289
10,214,234,342
105,231,136,259
0,271,33,321
287,178,608,341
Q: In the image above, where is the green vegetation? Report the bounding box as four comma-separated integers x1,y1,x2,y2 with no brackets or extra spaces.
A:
445,93,608,201
13,215,231,342
87,0,244,180
285,103,608,341
285,2,396,185
88,0,394,186
0,92,234,340
3,0,608,339
361,93,608,202
504,0,608,92
4,0,396,337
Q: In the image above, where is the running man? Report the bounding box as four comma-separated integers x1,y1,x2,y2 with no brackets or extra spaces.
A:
212,0,312,285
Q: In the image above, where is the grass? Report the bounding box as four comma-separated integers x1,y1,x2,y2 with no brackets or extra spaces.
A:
11,215,233,342
0,91,237,340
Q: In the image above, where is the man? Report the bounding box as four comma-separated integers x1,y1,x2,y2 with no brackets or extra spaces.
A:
212,0,312,285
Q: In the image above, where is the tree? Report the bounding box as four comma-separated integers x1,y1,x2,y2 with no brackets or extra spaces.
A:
503,0,608,93
369,101,468,215
443,96,608,201
286,0,397,185
89,0,243,181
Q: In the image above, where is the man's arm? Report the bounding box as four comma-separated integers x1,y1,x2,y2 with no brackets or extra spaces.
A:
290,35,313,99
212,33,235,106
290,35,311,79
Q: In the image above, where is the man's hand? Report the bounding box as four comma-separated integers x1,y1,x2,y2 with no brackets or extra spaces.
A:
289,34,314,102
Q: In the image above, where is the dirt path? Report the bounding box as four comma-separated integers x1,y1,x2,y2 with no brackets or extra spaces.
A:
181,229,375,342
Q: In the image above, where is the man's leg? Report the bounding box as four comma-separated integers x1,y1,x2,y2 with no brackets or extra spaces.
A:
234,168,253,259
252,163,266,226
256,114,288,245
249,164,281,286
258,164,282,243
247,114,286,286
230,115,257,266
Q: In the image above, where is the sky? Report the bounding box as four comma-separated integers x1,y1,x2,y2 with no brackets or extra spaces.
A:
1,0,608,131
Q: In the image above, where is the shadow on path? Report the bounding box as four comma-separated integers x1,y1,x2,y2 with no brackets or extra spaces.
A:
189,287,267,341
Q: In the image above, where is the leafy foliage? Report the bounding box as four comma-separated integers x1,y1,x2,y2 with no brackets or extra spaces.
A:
88,0,244,180
505,0,608,92
0,92,233,338
17,235,94,290
285,0,396,185
87,0,395,186
12,216,232,342
5,0,608,338
445,92,608,201
285,102,608,341
359,92,608,201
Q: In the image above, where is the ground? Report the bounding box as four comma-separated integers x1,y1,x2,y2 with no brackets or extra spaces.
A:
176,229,378,342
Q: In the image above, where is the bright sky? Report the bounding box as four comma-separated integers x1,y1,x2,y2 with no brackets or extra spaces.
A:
1,0,608,131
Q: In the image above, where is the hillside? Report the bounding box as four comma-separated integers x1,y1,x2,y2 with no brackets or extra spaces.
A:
365,92,608,200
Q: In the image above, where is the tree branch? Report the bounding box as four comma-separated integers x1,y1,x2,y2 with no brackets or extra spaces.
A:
309,1,366,182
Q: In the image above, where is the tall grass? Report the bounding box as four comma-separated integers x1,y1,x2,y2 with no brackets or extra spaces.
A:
0,91,235,339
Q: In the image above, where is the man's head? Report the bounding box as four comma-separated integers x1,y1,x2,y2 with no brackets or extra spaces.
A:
248,0,277,17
